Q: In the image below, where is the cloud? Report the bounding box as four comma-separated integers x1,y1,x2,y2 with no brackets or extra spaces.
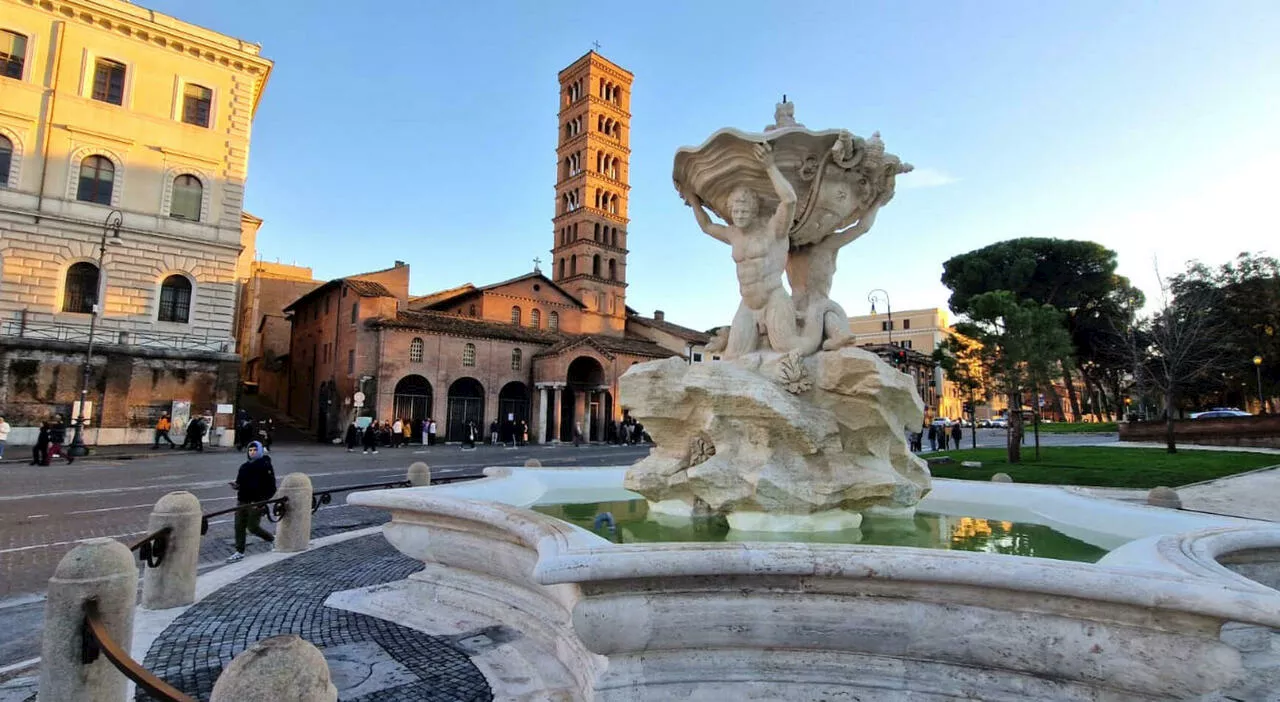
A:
899,167,958,189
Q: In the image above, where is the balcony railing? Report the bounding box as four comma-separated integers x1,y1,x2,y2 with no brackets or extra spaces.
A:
1,319,233,353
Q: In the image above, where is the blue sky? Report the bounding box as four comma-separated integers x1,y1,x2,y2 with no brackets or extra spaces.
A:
150,0,1280,330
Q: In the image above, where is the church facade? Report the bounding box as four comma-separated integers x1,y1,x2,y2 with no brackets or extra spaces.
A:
279,51,710,443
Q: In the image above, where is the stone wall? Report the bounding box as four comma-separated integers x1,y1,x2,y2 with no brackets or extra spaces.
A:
0,337,238,445
1119,415,1280,449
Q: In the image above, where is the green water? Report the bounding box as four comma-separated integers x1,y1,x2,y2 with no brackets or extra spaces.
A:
532,499,1107,563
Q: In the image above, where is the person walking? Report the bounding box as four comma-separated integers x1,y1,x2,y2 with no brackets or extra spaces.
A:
489,419,499,446
518,419,528,447
392,418,403,448
31,422,50,466
951,422,963,449
0,416,9,459
344,421,359,452
939,423,950,450
226,441,277,563
927,424,937,452
361,421,379,454
153,412,176,449
46,415,72,464
401,418,412,446
427,418,437,446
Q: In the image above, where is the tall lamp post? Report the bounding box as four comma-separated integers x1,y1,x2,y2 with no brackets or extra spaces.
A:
868,289,893,346
1255,355,1265,414
68,210,123,457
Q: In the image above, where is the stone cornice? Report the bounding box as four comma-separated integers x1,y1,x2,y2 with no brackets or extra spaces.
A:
557,132,631,158
151,145,222,166
57,124,135,146
556,272,627,288
555,171,631,192
551,240,628,256
551,206,627,226
586,95,631,119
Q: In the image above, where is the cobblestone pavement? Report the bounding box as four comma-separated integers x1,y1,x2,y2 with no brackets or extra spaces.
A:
139,534,491,702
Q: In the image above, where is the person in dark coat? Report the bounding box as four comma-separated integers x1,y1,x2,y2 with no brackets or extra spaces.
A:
31,422,50,466
951,422,963,449
345,421,360,452
361,421,379,454
226,441,276,562
927,424,938,451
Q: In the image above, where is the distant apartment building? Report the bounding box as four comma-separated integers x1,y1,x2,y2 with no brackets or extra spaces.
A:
235,261,320,410
849,307,963,420
0,0,271,444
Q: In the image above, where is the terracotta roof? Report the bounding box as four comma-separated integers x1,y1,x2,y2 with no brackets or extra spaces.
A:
369,310,565,344
409,283,476,310
629,314,713,344
282,276,395,312
533,334,676,361
415,272,586,311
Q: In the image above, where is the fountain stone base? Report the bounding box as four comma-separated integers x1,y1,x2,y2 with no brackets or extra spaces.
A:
622,347,930,530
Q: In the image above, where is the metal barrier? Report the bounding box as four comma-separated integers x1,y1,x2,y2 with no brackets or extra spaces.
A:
81,599,195,702
199,496,289,535
310,480,410,512
129,526,173,569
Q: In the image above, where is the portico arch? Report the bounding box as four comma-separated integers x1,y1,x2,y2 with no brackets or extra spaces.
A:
498,381,530,430
393,375,433,442
446,377,485,442
562,355,607,442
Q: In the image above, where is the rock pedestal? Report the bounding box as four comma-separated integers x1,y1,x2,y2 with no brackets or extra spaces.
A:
622,347,930,530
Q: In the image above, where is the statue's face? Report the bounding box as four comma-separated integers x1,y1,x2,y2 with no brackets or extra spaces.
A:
729,187,758,227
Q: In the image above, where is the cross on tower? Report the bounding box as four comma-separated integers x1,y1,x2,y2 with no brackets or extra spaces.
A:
532,257,542,273
591,40,601,51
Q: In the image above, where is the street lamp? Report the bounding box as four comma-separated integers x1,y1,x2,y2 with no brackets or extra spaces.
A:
68,210,123,457
868,289,893,346
1255,355,1265,414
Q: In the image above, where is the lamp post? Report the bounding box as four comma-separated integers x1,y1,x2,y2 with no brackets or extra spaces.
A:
1255,355,1265,414
68,210,122,457
868,289,892,346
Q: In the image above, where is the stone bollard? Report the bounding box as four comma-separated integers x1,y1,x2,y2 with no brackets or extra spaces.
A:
39,538,137,702
210,635,337,702
1147,486,1182,509
990,473,1013,483
274,473,313,553
142,491,203,610
524,458,542,468
407,461,431,487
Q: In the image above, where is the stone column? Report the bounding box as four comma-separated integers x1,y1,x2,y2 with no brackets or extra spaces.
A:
274,473,313,553
211,634,337,702
595,387,609,442
534,385,548,444
141,491,202,610
549,386,562,443
39,538,137,702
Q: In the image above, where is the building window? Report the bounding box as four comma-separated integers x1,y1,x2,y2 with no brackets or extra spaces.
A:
409,337,424,362
77,155,114,204
91,58,126,105
350,301,358,323
157,275,192,323
904,340,913,349
549,311,559,331
608,259,616,280
463,343,476,367
693,352,703,362
592,254,601,277
347,350,354,374
0,135,11,186
511,348,522,370
530,309,541,328
903,319,911,330
170,174,202,220
468,304,477,317
881,320,894,332
182,83,212,127
511,306,521,326
1,30,25,80
558,258,565,279
63,262,99,314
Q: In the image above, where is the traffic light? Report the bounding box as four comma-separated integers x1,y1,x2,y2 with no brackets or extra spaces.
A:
894,350,907,366
963,401,973,415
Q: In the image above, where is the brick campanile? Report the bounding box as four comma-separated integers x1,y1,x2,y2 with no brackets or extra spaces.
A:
551,51,633,335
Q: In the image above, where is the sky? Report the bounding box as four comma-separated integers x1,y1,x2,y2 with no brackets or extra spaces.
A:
146,0,1280,330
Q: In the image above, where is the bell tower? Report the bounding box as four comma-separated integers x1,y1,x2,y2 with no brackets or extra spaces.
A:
552,50,632,335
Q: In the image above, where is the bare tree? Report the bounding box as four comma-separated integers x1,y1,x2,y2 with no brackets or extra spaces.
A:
1126,274,1229,453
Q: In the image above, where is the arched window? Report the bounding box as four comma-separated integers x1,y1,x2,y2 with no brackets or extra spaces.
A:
409,337,424,362
170,174,202,220
511,348,522,370
548,311,559,331
63,262,99,313
157,274,192,322
592,254,601,277
611,228,618,247
511,306,521,325
570,256,577,276
463,343,476,367
77,155,114,204
594,222,600,241
468,304,477,317
608,259,616,280
0,135,12,186
558,258,565,279
530,309,541,328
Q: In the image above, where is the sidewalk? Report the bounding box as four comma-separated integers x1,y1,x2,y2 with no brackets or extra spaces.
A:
0,443,233,465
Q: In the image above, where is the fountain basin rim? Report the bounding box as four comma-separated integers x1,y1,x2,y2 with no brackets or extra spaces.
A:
349,485,1280,630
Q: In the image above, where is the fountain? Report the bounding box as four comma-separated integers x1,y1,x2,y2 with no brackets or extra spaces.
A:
341,104,1280,700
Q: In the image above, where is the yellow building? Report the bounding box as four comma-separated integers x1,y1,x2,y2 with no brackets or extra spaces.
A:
0,0,271,444
848,307,964,420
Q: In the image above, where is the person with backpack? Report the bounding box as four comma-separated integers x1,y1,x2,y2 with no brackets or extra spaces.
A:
226,440,276,563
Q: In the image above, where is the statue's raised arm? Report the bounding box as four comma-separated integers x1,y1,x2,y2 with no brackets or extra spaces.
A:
757,143,796,240
679,182,731,245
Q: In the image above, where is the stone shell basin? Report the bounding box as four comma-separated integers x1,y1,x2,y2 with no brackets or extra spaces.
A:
348,466,1280,701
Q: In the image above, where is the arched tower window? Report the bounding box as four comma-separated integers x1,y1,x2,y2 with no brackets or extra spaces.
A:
157,274,192,323
592,254,601,277
409,337,424,362
63,262,99,313
594,222,601,240
530,309,541,328
548,311,560,331
511,348,522,371
558,258,566,279
570,256,578,276
611,228,618,247
463,343,476,367
608,259,616,280
511,306,522,325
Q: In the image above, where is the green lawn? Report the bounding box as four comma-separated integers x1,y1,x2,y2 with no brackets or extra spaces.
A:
1032,422,1118,434
927,446,1279,488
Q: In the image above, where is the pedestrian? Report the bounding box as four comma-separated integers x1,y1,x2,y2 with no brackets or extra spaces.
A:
518,419,528,447
345,420,359,452
226,440,277,563
0,416,9,459
261,418,274,449
187,416,206,452
951,422,962,449
427,418,437,446
401,418,412,446
153,412,176,449
392,418,403,448
31,421,49,466
573,421,584,447
362,421,379,454
939,423,949,450
46,415,71,464
489,419,499,446
927,424,937,451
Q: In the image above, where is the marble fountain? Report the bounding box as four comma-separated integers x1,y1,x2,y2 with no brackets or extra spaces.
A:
337,103,1280,701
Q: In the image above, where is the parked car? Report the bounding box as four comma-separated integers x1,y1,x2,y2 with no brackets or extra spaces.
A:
989,418,1008,428
1192,410,1252,419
